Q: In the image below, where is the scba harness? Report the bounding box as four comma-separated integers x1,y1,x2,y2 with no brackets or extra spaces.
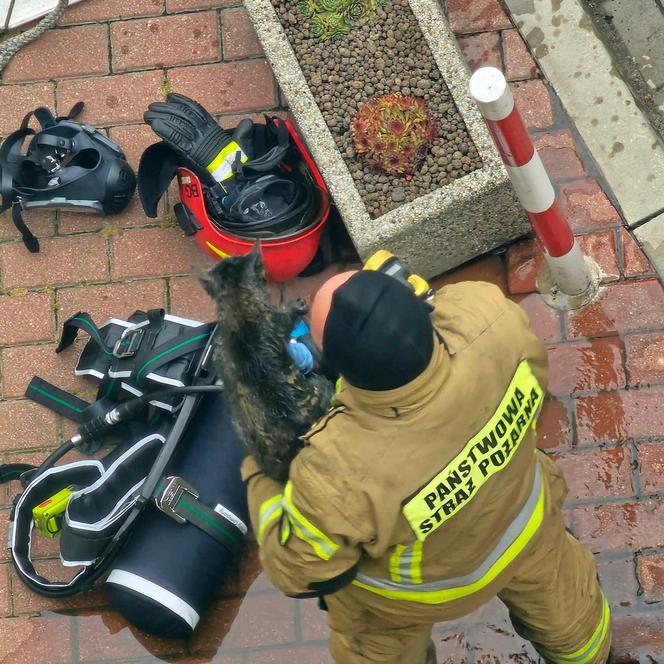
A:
3,310,249,637
0,103,136,252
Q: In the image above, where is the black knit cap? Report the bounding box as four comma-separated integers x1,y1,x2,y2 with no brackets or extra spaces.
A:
322,270,434,391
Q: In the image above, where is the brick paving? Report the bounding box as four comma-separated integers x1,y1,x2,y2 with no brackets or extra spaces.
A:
0,0,660,662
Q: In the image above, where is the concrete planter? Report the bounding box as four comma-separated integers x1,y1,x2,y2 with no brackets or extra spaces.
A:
244,0,529,277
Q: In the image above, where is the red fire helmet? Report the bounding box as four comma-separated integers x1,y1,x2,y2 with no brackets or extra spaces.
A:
175,119,330,282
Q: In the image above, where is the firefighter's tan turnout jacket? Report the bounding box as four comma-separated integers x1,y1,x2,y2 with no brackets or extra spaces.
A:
241,282,608,662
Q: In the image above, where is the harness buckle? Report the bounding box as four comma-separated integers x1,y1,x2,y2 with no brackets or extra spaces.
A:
155,476,199,525
113,325,144,358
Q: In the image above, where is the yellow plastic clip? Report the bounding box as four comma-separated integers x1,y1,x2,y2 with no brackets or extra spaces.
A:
32,487,74,538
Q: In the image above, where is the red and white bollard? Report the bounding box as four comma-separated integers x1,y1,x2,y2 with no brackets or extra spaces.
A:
469,67,594,298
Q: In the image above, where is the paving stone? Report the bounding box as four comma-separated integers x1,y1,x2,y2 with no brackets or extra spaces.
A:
574,499,664,553
0,82,55,136
170,275,218,322
546,337,626,397
637,442,664,494
596,557,637,609
457,32,502,72
625,332,664,387
611,612,664,661
0,209,55,243
0,565,9,617
0,513,8,559
510,80,553,130
507,230,620,294
60,0,164,25
558,180,622,232
575,388,664,445
566,279,664,339
620,228,654,277
112,12,220,72
2,24,109,83
0,614,72,663
554,447,633,502
223,8,264,60
512,293,563,344
11,559,109,614
167,61,277,115
189,598,245,654
0,291,54,344
57,70,164,127
637,553,664,603
1,343,89,398
434,633,470,664
534,131,585,182
1,235,108,289
168,0,240,10
299,597,329,641
0,401,58,452
108,123,159,171
447,0,512,33
502,28,539,81
57,279,166,323
111,227,211,279
471,623,542,663
220,593,297,649
536,397,571,450
430,254,507,294
76,609,186,661
245,648,335,664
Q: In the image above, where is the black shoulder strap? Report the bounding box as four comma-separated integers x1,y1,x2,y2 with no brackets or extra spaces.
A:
26,377,90,422
56,312,111,354
12,203,40,253
57,101,84,122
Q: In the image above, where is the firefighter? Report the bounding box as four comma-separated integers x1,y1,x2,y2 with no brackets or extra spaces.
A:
240,270,611,664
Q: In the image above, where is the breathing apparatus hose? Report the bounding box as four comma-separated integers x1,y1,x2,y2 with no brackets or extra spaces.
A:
25,385,225,484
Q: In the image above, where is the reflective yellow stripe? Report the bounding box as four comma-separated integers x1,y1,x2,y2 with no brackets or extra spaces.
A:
540,597,611,664
205,241,230,259
257,494,283,546
206,141,247,174
353,462,544,604
411,540,423,584
389,545,406,582
283,481,339,560
402,360,543,541
390,541,424,584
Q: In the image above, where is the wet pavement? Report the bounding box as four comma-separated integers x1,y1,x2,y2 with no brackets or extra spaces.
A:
0,0,663,662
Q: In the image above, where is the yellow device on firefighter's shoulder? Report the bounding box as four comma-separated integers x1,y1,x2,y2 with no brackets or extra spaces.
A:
32,486,74,538
363,250,435,301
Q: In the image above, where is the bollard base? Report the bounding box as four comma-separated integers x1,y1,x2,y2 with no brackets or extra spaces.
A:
536,255,602,311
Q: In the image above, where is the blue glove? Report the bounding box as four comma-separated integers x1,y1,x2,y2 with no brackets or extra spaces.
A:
288,340,314,374
287,319,320,374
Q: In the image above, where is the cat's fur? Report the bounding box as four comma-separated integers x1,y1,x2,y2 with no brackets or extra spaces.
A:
199,250,333,481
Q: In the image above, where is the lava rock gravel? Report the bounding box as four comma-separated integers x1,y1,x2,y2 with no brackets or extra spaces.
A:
272,0,483,218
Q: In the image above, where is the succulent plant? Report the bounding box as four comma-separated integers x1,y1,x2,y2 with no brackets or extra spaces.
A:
299,0,388,40
351,94,438,176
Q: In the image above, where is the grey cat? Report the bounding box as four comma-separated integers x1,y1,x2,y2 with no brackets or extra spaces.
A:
199,249,334,482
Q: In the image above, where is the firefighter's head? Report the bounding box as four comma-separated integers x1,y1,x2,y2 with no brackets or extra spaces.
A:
311,270,434,391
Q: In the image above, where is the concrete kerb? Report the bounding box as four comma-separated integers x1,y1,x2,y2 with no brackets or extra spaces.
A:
243,0,530,279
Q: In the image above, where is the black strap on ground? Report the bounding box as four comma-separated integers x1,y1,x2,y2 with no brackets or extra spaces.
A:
26,377,90,423
56,311,110,354
11,202,39,253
